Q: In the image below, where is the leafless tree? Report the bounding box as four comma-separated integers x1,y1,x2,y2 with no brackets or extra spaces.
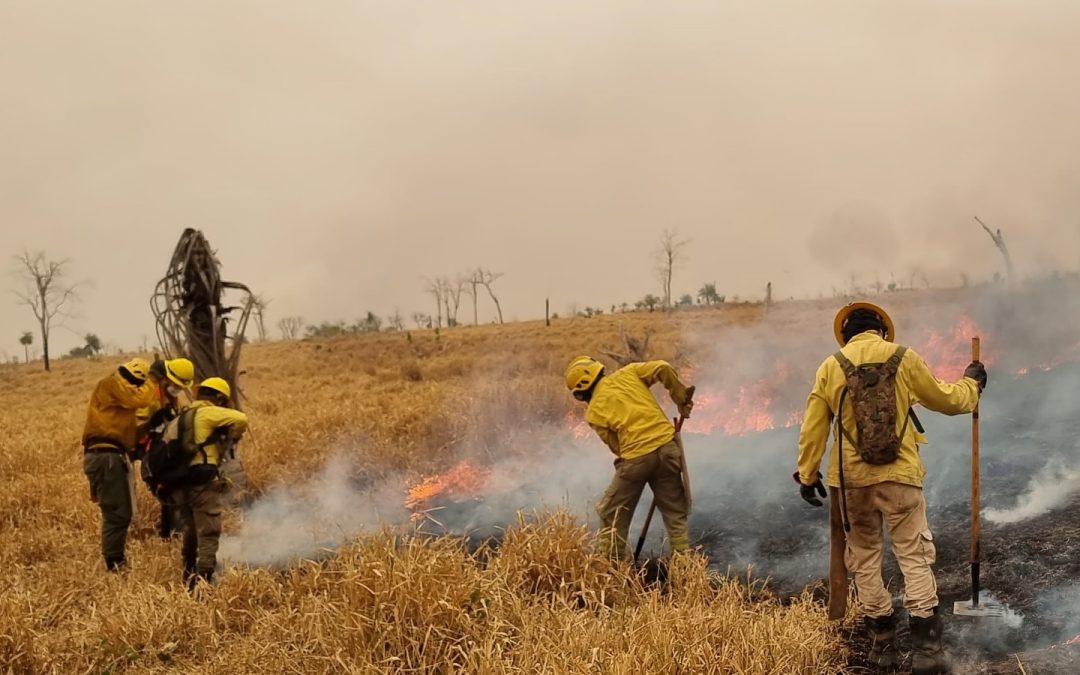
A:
475,268,505,324
13,251,81,371
655,229,689,310
467,273,481,325
411,312,432,329
975,216,1014,280
426,278,448,328
252,294,270,341
388,308,405,332
448,275,471,326
437,276,466,327
278,316,304,340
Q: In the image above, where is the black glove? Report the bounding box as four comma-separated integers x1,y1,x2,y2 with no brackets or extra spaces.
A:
793,471,827,507
964,361,988,392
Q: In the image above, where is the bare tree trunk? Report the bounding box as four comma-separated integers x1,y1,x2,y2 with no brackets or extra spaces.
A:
23,344,29,364
470,274,480,325
975,216,1014,280
40,319,50,371
545,298,550,327
486,285,503,324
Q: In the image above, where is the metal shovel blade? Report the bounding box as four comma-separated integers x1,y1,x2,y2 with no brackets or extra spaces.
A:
953,599,1007,618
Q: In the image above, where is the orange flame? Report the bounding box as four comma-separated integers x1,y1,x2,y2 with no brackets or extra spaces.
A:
405,461,492,517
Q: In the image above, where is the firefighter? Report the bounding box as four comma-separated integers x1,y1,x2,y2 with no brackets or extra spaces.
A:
136,357,196,538
795,302,987,674
82,358,158,571
167,377,248,590
565,357,694,559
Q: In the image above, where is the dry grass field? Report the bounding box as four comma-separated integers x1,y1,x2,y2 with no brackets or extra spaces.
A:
2,301,877,674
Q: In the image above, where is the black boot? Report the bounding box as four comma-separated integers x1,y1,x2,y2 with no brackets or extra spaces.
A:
910,608,951,674
864,613,899,670
182,558,197,586
187,569,214,593
104,556,127,572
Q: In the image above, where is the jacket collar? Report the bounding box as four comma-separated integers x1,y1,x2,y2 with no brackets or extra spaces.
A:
847,331,886,345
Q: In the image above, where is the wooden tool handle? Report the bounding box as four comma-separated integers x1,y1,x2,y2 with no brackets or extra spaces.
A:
828,488,849,620
971,337,981,569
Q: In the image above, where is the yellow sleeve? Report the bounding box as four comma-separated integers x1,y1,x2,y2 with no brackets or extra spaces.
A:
109,377,157,410
903,349,980,415
198,406,250,437
631,361,690,405
797,361,833,484
589,423,621,456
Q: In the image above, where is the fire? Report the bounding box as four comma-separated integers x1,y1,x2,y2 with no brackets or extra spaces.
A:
912,315,991,381
562,313,1078,443
1066,634,1080,646
405,461,492,517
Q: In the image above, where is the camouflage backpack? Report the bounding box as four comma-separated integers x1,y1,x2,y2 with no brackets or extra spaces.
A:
833,346,911,465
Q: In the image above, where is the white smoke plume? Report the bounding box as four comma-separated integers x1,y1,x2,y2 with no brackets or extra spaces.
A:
985,457,1080,525
219,453,411,568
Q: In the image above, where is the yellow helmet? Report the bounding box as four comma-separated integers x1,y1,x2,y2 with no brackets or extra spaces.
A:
164,358,195,388
197,377,231,400
833,301,895,346
120,358,151,384
565,356,605,393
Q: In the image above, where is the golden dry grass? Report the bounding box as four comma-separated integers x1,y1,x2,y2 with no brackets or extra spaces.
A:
0,304,853,674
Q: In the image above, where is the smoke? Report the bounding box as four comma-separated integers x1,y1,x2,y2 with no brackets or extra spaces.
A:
6,2,1080,347
219,453,410,568
985,458,1080,525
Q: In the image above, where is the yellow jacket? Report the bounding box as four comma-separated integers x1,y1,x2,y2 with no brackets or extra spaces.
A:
83,371,158,450
797,332,980,489
186,400,249,467
586,360,692,460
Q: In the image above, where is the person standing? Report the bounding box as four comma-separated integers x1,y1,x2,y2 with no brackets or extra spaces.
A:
82,358,157,571
795,302,986,674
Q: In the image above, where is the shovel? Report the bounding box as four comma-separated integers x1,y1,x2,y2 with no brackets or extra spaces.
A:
633,387,694,564
954,336,1007,618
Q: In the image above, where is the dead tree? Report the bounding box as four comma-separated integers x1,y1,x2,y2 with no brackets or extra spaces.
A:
441,276,468,327
475,268,505,324
426,278,447,328
765,281,773,308
13,251,80,372
252,294,269,341
656,229,689,310
151,228,254,399
975,216,1014,280
602,323,652,366
278,316,303,340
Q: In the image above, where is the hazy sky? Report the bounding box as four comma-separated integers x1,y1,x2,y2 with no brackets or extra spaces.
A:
3,1,1080,354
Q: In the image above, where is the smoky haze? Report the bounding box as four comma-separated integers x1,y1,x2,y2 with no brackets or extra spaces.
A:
2,1,1080,352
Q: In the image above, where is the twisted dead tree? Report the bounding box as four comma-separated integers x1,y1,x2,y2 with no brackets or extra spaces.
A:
151,229,255,401
975,216,1014,281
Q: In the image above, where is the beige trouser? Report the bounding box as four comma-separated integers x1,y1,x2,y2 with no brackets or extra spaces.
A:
845,481,938,619
596,442,689,558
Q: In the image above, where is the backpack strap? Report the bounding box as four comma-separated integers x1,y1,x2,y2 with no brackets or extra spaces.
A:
832,350,858,378
883,345,908,375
